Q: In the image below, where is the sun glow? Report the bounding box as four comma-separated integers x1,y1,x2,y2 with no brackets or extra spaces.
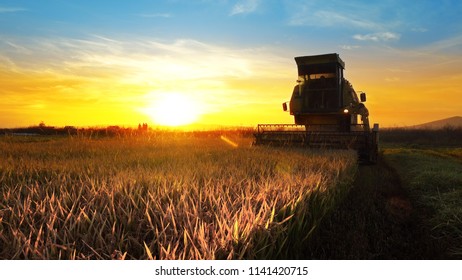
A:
144,93,202,127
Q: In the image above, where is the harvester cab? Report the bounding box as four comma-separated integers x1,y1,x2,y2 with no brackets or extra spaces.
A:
254,53,379,164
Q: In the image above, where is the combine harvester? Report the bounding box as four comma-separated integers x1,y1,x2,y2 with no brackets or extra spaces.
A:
254,53,379,164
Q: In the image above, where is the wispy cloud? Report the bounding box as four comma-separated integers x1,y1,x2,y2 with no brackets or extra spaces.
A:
385,77,400,82
419,34,462,54
340,45,361,50
386,68,411,73
0,7,26,13
289,9,380,30
0,35,291,124
230,0,260,16
1,36,279,81
411,27,428,33
353,32,401,42
5,41,32,55
138,13,172,18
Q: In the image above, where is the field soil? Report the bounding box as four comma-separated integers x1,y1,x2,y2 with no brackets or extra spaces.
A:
306,154,445,259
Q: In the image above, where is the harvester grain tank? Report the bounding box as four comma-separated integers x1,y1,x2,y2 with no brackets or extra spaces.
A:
254,53,379,163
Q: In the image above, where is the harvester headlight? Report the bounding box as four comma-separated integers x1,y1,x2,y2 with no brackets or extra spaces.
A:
343,108,349,114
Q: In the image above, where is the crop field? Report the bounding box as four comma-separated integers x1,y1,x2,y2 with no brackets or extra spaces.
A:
379,128,462,257
0,133,356,259
384,147,462,257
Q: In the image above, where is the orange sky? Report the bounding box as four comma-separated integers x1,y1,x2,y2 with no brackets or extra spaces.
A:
1,1,461,128
1,41,460,129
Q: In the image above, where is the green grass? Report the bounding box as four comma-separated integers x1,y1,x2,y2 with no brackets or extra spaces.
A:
0,134,356,259
384,148,462,257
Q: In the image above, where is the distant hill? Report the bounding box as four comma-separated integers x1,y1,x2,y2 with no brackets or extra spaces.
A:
411,116,462,129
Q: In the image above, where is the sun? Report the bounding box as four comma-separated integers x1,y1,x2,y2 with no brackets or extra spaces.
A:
145,93,202,127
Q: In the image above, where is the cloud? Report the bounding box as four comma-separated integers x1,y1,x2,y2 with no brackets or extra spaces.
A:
5,41,33,55
385,77,400,82
0,7,26,13
340,45,361,50
353,32,401,42
229,0,260,16
138,13,172,18
411,27,428,33
289,9,380,30
419,34,462,54
386,68,410,73
0,35,291,122
0,36,278,81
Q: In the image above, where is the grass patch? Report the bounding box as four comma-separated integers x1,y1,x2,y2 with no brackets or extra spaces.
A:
384,148,462,257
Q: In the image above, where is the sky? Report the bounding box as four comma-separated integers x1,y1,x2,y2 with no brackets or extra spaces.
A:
1,0,462,128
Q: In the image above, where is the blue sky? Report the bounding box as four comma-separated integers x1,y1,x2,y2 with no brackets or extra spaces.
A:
3,0,460,48
1,0,462,127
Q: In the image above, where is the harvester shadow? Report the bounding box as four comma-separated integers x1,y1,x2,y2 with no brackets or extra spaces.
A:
304,154,446,259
